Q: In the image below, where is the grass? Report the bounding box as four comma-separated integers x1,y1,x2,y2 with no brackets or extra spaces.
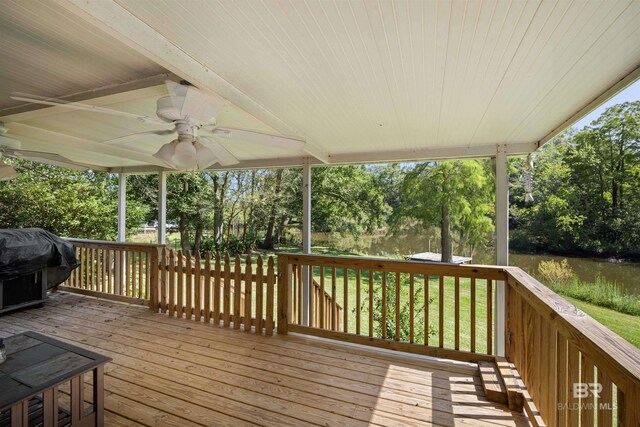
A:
565,296,640,348
546,277,640,317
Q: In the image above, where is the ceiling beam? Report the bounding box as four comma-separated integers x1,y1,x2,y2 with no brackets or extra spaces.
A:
53,0,330,164
9,123,170,168
538,63,640,147
0,73,175,121
327,142,539,165
111,141,539,174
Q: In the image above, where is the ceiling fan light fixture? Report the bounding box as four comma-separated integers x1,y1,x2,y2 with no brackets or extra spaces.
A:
0,163,18,181
152,139,177,166
172,139,198,169
193,140,219,169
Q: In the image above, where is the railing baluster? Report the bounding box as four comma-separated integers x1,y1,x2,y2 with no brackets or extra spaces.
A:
395,272,400,341
343,268,348,333
439,275,444,348
557,334,568,427
319,267,325,329
185,251,192,319
424,274,429,346
409,273,414,344
214,253,221,326
169,250,176,318
368,270,374,337
223,253,231,327
177,251,184,319
119,250,125,295
204,252,211,323
255,256,264,334
470,277,476,353
244,255,252,332
308,266,314,328
487,279,493,355
331,267,337,331
106,249,112,294
581,354,595,427
194,251,202,322
454,276,460,350
381,271,387,339
234,254,242,329
297,265,302,325
131,251,136,297
567,344,580,427
138,251,143,298
266,257,275,335
356,269,361,335
597,368,613,427
160,248,167,313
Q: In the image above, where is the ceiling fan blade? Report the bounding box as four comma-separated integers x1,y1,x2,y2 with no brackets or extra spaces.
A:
212,128,305,150
197,137,240,167
3,148,71,162
10,92,168,126
1,148,91,170
0,135,22,149
102,129,176,145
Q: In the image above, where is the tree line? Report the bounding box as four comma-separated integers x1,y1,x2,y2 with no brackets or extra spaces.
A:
1,101,638,260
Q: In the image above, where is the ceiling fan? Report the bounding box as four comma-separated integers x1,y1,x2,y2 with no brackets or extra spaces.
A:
10,80,306,170
0,123,93,170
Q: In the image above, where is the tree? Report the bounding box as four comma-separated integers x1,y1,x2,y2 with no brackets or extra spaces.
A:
312,165,388,238
0,159,145,239
399,161,494,262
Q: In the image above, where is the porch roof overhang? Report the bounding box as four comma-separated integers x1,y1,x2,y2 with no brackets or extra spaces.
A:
1,0,639,173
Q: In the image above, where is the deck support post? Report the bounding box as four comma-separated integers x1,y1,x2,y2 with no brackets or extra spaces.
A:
158,171,167,244
494,144,508,357
117,173,127,242
301,159,311,326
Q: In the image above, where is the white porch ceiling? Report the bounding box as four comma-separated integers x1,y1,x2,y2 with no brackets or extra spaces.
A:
1,0,639,172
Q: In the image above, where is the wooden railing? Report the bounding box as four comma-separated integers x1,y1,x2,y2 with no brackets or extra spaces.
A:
62,239,162,306
61,241,640,425
277,253,502,363
155,248,277,335
505,267,640,427
290,264,343,331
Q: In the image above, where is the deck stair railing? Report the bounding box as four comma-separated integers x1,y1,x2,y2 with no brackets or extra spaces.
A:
62,240,640,426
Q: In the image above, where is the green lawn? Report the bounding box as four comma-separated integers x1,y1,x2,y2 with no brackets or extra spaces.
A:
564,296,640,348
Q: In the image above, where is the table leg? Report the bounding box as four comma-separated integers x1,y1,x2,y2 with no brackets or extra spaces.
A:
71,374,84,422
43,386,58,427
10,400,27,427
93,365,105,427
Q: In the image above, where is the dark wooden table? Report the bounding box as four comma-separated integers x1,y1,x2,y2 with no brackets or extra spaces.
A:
0,332,111,427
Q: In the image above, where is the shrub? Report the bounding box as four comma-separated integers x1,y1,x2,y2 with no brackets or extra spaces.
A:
538,259,574,284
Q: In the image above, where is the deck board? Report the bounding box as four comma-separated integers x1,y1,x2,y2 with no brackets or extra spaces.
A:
0,292,530,426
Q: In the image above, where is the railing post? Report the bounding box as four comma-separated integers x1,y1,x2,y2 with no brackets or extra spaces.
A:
148,246,160,312
277,254,290,335
301,159,312,326
494,144,508,356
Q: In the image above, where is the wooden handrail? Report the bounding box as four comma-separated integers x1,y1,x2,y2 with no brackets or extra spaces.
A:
277,252,500,363
505,267,640,426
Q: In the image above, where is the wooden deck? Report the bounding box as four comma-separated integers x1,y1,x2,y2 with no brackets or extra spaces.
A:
0,292,530,427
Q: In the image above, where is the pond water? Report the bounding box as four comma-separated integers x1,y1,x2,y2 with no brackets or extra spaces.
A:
311,231,640,296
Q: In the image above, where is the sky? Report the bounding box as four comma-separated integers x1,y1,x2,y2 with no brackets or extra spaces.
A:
571,79,640,130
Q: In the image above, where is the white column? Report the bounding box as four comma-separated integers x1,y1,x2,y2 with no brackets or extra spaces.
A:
117,173,127,242
301,159,312,326
158,171,167,244
494,144,508,356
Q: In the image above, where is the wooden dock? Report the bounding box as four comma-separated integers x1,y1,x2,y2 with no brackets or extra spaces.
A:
408,251,473,264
